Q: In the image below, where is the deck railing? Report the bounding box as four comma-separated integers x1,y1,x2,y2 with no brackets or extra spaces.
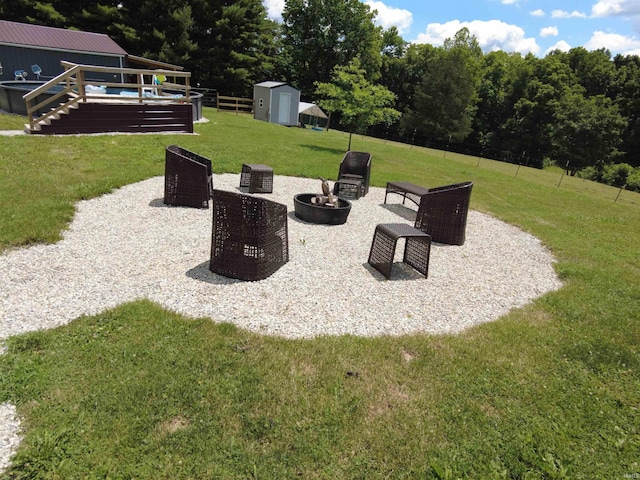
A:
23,62,191,130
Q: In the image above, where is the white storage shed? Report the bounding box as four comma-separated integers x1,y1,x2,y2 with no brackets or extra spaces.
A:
253,81,300,126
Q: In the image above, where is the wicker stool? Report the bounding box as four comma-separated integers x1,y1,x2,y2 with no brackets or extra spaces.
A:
368,223,431,279
240,163,274,193
333,178,363,199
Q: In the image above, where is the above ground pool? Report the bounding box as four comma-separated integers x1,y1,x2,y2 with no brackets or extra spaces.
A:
0,81,203,120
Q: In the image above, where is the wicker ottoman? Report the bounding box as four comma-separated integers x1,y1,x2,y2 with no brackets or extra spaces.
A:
368,223,431,280
240,163,274,193
333,178,363,199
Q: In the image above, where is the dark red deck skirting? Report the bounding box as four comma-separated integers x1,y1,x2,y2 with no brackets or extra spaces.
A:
32,102,193,135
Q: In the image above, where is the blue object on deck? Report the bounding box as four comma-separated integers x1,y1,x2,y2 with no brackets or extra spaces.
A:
31,64,42,79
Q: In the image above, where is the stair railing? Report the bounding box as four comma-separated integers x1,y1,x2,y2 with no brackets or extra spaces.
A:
23,62,191,131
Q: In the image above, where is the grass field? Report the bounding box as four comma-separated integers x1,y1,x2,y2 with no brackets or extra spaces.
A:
0,108,639,478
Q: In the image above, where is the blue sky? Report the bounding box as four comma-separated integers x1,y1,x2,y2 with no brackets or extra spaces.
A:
262,0,640,57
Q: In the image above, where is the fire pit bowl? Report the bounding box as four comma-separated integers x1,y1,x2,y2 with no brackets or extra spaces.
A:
293,193,352,225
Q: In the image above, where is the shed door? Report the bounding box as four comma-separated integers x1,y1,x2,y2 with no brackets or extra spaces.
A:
278,93,291,124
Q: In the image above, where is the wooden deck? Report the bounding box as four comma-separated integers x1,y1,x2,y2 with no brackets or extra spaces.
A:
23,62,193,135
29,102,193,135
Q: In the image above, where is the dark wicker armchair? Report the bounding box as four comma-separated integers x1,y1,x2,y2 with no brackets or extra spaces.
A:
209,190,289,281
414,181,473,245
164,145,213,208
335,151,372,197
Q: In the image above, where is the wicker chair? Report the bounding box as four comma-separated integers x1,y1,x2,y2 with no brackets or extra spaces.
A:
333,151,372,197
164,145,213,208
367,181,472,279
210,190,289,281
414,181,473,245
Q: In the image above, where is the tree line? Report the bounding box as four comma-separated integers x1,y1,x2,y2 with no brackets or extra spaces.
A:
3,0,640,179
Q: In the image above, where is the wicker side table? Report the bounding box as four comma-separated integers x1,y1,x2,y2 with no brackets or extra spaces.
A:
368,223,432,279
240,163,274,193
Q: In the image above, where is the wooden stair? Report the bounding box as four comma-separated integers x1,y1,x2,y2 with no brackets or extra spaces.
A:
26,102,193,135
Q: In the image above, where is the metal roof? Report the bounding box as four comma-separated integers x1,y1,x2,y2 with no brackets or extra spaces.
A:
0,20,127,56
255,81,288,88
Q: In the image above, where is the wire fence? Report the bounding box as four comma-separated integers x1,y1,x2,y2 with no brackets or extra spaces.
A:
330,129,639,208
194,96,637,206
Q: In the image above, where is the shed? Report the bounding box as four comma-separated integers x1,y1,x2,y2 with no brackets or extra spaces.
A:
0,20,127,82
253,81,300,126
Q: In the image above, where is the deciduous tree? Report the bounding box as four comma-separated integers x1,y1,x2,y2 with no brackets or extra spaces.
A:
282,0,382,96
401,28,482,144
315,58,400,149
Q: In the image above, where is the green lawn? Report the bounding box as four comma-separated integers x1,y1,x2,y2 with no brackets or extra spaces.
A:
0,108,639,478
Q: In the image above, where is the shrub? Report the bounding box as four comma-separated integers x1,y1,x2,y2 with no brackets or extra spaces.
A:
626,170,640,193
577,166,598,181
602,163,634,187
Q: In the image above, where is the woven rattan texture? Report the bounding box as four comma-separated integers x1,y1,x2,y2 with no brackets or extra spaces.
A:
240,164,274,193
333,178,362,199
164,145,213,209
368,223,431,279
414,182,473,246
210,189,288,281
384,181,430,207
336,151,372,197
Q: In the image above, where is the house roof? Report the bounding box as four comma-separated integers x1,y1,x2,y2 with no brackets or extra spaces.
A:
0,20,127,56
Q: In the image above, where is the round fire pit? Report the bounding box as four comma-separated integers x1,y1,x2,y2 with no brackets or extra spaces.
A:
293,193,352,225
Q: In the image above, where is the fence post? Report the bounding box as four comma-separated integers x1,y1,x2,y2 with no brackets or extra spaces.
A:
558,161,569,188
443,135,451,159
515,151,525,178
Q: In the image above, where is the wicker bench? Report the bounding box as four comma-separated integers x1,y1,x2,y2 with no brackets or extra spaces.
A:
384,181,430,207
240,163,274,193
368,223,432,279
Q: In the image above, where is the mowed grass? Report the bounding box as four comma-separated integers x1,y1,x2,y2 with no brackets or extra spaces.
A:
0,108,639,478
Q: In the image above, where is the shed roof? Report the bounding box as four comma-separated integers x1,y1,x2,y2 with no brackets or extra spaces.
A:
255,81,288,89
0,20,127,56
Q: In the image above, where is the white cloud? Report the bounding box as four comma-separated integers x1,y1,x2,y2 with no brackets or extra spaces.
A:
540,26,559,37
551,10,588,19
364,1,413,35
545,40,572,55
591,0,640,18
530,9,545,17
501,0,517,4
263,0,284,21
585,30,640,55
414,19,540,55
